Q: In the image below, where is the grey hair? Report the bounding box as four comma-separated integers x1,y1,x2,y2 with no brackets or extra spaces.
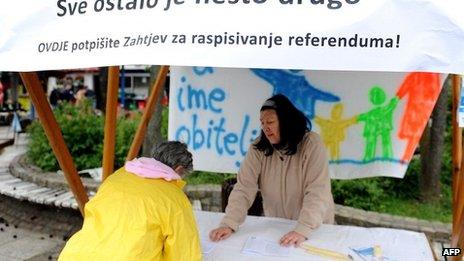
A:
152,141,193,172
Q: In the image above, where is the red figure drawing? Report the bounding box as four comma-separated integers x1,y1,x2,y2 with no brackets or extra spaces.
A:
396,72,441,162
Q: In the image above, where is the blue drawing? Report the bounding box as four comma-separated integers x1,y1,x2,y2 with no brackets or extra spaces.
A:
175,77,260,168
175,113,258,158
330,158,408,165
177,75,226,113
193,67,214,76
250,69,340,119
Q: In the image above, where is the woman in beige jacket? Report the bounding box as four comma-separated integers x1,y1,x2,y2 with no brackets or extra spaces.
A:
209,94,334,247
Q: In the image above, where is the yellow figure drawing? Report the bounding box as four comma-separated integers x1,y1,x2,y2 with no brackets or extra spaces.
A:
314,103,357,160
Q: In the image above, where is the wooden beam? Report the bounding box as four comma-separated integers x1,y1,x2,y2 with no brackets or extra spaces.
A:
19,72,88,216
452,74,463,241
102,66,120,181
453,206,464,261
451,75,464,247
453,75,464,242
126,65,169,161
452,74,464,256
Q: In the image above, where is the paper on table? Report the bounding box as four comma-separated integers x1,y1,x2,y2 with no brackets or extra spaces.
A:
201,238,217,255
242,236,290,257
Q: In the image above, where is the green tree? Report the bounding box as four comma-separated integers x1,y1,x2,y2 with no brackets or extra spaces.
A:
142,65,166,157
419,77,450,202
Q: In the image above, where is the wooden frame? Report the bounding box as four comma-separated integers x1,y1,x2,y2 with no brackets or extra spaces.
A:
19,72,88,216
102,66,120,181
18,66,169,215
451,74,464,260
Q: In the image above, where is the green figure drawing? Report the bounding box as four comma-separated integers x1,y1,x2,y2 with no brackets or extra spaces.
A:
357,86,399,161
314,103,357,160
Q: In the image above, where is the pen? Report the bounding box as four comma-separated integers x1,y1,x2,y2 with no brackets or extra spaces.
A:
300,244,353,260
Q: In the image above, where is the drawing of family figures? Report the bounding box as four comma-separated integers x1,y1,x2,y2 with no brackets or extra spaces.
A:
315,72,441,163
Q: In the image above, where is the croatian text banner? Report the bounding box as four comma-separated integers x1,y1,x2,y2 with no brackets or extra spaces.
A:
168,67,445,179
1,1,464,73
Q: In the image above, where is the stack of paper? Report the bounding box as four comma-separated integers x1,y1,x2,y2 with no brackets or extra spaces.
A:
242,236,290,257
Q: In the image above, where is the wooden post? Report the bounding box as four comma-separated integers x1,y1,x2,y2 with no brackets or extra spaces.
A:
453,207,464,261
102,66,120,181
19,72,88,216
126,65,169,161
452,74,463,240
452,74,464,260
457,218,464,261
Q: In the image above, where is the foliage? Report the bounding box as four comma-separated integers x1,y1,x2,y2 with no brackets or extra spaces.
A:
331,179,386,210
370,190,452,223
331,169,452,222
185,171,235,185
161,105,169,140
114,113,141,169
331,178,452,223
27,101,139,171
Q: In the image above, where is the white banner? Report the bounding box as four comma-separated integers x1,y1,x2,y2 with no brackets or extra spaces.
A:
1,1,464,73
168,67,446,179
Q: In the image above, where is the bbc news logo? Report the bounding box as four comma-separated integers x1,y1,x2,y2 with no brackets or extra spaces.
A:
442,248,461,256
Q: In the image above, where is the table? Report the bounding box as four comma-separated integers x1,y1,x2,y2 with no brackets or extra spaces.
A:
194,211,434,261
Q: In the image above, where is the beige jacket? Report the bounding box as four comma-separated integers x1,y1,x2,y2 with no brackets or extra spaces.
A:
220,132,334,237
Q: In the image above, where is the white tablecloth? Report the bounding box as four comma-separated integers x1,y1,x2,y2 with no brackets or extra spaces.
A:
194,211,434,261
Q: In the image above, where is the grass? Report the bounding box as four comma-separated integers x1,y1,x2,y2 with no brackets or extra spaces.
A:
370,197,452,223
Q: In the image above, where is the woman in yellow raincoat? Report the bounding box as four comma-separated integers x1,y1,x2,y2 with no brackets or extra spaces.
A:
59,141,202,261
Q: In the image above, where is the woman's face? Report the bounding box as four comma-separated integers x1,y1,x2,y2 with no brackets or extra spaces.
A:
260,109,281,144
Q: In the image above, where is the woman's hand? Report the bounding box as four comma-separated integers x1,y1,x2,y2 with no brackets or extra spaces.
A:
279,231,306,247
209,227,233,242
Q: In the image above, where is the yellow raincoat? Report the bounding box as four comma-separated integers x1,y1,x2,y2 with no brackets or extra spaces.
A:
59,167,202,261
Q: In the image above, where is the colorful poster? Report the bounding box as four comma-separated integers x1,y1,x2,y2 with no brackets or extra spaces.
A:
168,67,445,179
1,1,464,73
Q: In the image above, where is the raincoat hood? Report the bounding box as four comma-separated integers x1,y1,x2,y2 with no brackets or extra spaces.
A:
125,157,181,181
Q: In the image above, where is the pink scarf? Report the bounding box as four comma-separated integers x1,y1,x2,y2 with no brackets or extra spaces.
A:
124,157,181,181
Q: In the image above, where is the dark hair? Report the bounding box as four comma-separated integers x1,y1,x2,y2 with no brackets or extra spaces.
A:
254,94,311,156
152,141,193,172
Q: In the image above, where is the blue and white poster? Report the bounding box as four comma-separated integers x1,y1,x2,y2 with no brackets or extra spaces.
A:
169,67,446,179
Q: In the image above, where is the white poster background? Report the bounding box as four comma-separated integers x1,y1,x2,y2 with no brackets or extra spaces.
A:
168,67,446,179
1,1,464,73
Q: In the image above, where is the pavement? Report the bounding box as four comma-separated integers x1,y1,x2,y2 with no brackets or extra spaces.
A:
0,126,67,260
0,223,64,261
